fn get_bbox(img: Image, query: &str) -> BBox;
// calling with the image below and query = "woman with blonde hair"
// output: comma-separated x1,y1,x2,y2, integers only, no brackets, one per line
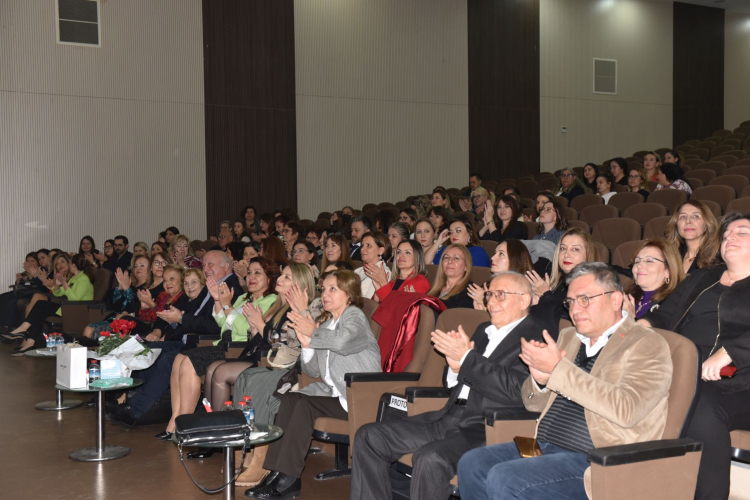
665,200,720,275
623,239,685,319
133,241,150,257
202,263,321,486
428,244,475,309
626,167,650,200
169,234,202,269
524,227,600,336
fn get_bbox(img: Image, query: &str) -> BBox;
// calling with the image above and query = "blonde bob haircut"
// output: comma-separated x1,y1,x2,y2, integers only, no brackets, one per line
628,239,685,304
168,234,192,256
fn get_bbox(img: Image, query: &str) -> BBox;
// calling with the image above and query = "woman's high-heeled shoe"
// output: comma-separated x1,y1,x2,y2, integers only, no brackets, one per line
10,345,35,357
1,331,26,340
154,431,173,441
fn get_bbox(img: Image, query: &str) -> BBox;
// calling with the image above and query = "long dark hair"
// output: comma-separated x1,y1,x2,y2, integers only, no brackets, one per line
536,200,570,234
78,235,96,255
71,253,97,284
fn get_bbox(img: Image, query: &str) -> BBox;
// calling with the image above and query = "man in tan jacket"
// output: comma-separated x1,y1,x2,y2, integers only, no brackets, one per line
457,262,672,500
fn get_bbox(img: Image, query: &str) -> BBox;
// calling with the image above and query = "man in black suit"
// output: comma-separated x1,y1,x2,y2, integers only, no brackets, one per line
108,250,242,424
350,272,547,500
103,235,133,273
348,215,372,261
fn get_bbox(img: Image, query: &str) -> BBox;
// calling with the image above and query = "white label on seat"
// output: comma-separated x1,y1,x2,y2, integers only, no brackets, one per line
388,395,408,411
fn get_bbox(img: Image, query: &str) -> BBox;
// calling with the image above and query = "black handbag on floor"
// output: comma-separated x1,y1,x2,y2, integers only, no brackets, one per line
175,410,251,494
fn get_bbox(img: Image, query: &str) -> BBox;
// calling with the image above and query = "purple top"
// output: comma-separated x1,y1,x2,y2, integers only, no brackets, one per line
635,289,656,319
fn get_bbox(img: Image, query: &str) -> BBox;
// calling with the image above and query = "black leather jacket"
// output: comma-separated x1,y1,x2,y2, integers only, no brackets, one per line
644,266,750,393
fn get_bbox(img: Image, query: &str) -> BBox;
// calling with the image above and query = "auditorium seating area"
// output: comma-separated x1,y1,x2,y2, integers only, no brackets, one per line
5,121,750,500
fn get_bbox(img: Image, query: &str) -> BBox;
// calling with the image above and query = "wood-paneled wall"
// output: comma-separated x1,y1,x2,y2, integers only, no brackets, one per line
468,0,540,180
202,0,297,233
673,2,724,146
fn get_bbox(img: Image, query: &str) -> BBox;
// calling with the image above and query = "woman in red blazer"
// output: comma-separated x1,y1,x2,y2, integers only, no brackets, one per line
374,240,430,302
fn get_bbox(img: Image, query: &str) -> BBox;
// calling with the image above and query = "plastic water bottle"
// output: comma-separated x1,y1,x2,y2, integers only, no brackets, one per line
242,396,255,427
221,401,235,411
55,334,64,347
88,360,100,383
45,334,54,350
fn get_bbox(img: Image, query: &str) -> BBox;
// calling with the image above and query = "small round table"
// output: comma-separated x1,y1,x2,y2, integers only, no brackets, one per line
55,378,143,462
176,424,283,500
25,349,84,411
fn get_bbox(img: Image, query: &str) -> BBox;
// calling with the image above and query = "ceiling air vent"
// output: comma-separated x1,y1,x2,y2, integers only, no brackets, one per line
56,0,101,47
593,58,617,95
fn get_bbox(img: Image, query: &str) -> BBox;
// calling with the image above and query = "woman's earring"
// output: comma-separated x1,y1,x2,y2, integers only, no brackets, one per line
665,276,670,284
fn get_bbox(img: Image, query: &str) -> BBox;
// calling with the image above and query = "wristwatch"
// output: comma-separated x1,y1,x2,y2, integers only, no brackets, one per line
222,305,231,311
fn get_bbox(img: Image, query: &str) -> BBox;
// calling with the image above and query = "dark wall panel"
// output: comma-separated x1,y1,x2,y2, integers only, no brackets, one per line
203,0,297,233
468,0,540,181
673,2,724,146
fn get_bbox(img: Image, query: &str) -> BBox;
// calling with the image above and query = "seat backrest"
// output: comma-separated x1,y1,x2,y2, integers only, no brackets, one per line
727,197,750,214
93,269,112,301
469,266,493,286
683,158,703,169
538,177,558,192
402,304,439,373
563,206,578,221
418,308,489,386
314,218,331,229
685,168,717,185
361,298,381,340
713,155,739,169
554,195,569,207
644,216,672,239
684,177,704,192
701,199,722,218
721,138,742,149
688,148,709,161
568,220,591,233
517,180,538,199
725,150,748,159
480,240,498,259
592,218,642,251
725,165,750,180
608,192,644,214
426,264,439,286
580,204,619,228
623,203,667,226
571,194,604,212
611,240,643,268
697,160,727,176
710,145,733,159
651,328,701,439
691,185,737,212
648,189,688,214
594,242,610,263
524,221,539,236
709,174,749,196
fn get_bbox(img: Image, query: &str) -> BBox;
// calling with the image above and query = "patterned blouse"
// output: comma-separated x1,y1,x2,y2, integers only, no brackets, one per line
654,179,692,196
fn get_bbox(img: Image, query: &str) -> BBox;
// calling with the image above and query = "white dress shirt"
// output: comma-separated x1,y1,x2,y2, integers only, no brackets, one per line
301,317,348,410
446,316,526,400
354,262,391,299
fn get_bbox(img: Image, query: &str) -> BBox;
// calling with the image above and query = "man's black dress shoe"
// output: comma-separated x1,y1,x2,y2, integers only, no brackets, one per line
154,431,173,441
187,448,215,459
106,404,136,428
245,472,300,499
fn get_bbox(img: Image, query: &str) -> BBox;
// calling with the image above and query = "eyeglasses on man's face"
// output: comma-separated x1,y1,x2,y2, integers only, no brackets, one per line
563,291,615,309
484,290,526,302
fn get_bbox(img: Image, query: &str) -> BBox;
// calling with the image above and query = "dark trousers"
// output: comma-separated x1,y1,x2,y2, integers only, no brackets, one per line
350,405,483,500
128,341,183,418
688,382,750,500
263,392,348,478
25,301,60,344
0,291,23,328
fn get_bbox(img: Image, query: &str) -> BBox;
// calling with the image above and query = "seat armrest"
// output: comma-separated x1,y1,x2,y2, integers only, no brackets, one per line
483,408,540,426
87,303,108,310
588,438,703,467
198,334,221,341
405,386,449,402
345,372,420,386
59,300,105,307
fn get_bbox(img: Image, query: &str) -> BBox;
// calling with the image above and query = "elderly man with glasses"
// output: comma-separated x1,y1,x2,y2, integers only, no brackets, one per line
349,271,548,500
458,262,672,500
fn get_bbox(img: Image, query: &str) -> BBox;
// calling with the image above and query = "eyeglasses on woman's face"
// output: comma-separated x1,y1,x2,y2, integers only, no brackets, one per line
633,257,665,266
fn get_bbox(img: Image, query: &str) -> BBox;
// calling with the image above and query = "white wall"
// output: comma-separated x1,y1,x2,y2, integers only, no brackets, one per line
294,0,469,219
540,0,673,171
0,0,205,285
725,12,750,131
